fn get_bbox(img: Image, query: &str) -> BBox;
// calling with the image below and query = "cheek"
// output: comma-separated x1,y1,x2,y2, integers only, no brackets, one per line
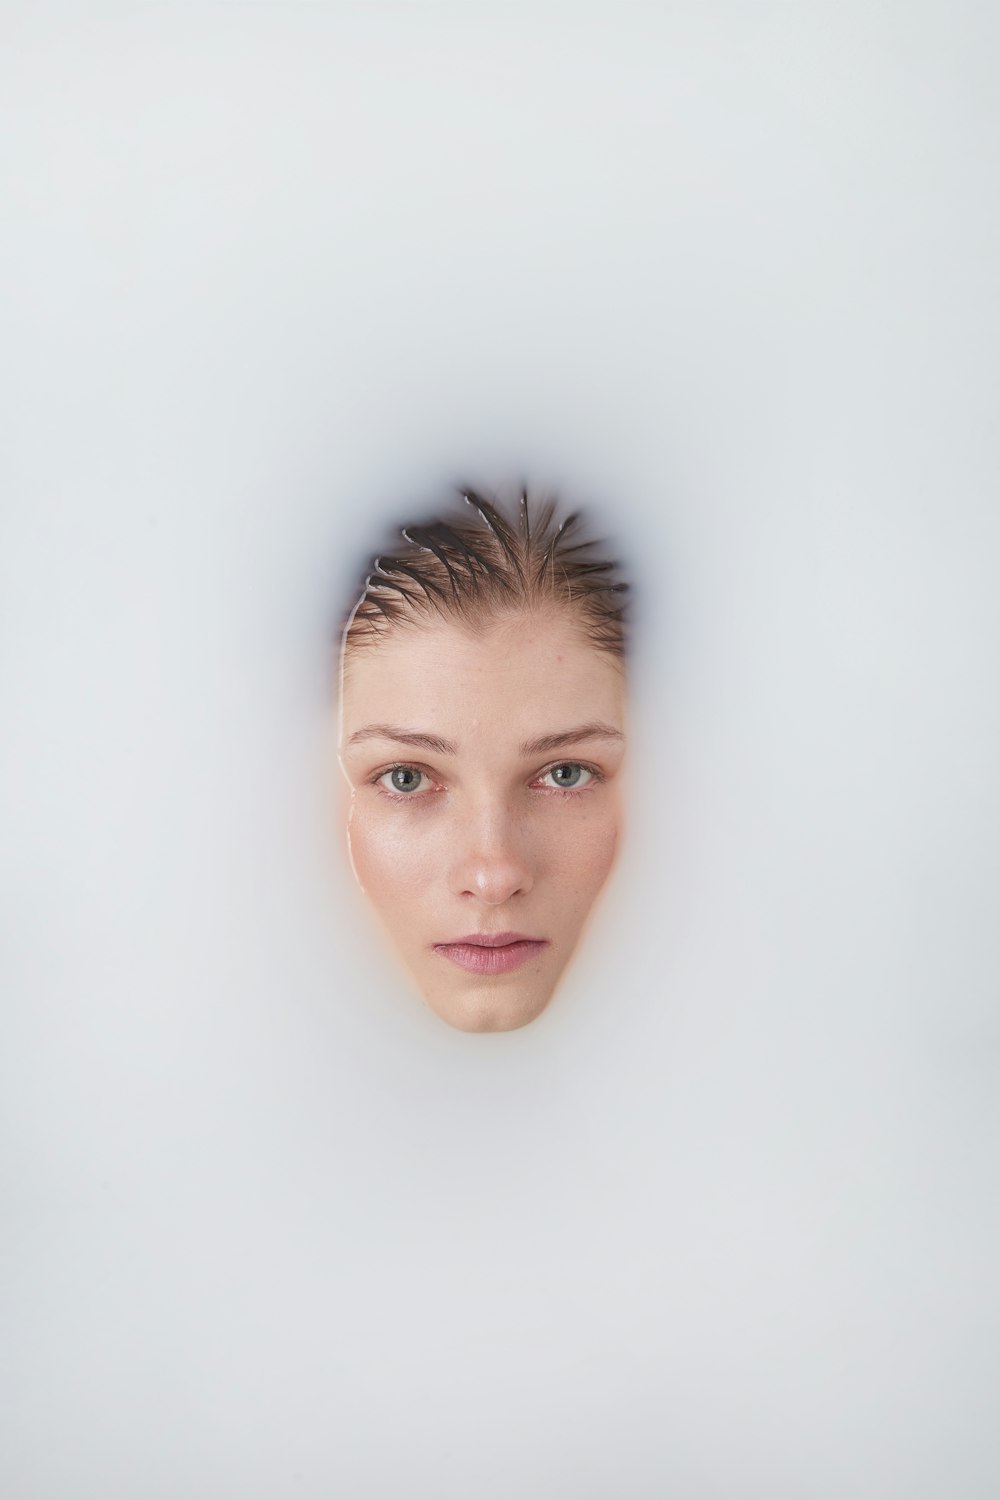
346,804,439,908
547,799,621,902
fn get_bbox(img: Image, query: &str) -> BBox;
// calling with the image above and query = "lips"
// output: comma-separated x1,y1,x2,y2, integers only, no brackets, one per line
433,931,550,975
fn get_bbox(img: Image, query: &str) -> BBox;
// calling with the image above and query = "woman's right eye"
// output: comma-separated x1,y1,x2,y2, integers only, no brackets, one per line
375,766,430,796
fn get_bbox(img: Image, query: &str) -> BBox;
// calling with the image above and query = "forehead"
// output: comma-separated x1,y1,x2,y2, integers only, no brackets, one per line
340,612,625,741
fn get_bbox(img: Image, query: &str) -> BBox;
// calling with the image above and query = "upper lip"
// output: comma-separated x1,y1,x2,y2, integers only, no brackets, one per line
435,932,546,948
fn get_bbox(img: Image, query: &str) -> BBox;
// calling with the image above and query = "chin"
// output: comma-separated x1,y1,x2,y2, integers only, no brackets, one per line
421,978,558,1033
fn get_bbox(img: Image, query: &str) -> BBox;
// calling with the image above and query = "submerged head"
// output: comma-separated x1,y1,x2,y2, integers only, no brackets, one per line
336,488,630,1032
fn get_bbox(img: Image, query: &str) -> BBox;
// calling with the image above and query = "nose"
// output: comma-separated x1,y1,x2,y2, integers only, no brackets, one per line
449,800,535,904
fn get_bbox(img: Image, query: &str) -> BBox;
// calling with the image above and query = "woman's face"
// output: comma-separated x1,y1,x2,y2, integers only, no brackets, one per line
337,608,627,1031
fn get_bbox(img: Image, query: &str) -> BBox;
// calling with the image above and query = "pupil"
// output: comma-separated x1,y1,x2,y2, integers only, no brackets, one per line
392,768,419,792
554,764,581,786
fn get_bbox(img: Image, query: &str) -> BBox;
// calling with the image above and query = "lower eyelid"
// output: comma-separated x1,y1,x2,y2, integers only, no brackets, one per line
374,786,439,805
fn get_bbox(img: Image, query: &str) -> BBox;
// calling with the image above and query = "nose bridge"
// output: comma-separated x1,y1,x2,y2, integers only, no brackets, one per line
450,781,533,902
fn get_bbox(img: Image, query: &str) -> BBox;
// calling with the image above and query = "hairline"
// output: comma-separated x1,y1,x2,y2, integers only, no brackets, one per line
339,597,627,681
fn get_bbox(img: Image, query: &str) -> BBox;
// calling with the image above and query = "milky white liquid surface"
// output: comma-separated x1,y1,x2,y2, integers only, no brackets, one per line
2,7,998,1497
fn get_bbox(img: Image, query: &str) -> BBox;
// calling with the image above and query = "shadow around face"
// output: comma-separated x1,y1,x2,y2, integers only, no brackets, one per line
336,609,627,1031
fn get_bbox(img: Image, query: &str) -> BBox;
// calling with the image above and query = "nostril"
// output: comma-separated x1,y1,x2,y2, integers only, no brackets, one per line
456,856,533,904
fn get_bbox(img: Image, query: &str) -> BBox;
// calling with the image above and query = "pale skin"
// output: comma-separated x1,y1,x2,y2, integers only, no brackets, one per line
337,608,627,1032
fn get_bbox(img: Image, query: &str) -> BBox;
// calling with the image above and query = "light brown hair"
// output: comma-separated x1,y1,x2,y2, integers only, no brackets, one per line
341,486,630,665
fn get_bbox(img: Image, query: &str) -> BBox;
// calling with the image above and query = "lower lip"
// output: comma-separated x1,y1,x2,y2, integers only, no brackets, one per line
433,940,550,975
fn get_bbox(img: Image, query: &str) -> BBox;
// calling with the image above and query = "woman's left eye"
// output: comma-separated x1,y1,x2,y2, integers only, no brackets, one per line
536,762,596,791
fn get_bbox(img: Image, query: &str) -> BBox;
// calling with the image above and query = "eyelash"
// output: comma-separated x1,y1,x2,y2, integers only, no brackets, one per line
369,761,605,804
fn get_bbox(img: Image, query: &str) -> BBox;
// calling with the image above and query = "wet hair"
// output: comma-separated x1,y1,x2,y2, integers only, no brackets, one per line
340,486,630,666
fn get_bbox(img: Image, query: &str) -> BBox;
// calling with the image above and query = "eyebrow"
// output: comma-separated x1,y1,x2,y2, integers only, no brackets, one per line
347,724,458,753
518,723,625,755
346,721,624,756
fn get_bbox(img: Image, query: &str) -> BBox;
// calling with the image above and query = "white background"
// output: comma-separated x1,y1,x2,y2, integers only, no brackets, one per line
3,4,998,1496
